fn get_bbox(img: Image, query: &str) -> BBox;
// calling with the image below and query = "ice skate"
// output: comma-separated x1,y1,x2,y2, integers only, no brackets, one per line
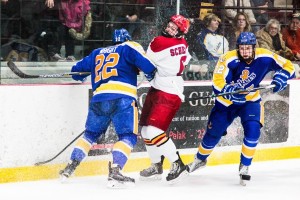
239,163,251,186
59,160,80,182
107,162,135,189
166,153,188,184
139,156,164,181
186,155,207,173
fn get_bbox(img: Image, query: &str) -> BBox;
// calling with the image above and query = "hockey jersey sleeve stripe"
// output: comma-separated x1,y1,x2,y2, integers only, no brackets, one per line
212,50,237,92
212,63,230,92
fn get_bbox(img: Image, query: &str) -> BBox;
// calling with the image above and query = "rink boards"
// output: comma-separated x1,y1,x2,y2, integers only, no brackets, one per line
0,80,300,183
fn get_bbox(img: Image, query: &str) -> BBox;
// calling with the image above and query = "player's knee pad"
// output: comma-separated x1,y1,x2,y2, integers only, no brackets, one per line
118,133,137,147
243,120,261,140
84,130,103,143
202,131,222,147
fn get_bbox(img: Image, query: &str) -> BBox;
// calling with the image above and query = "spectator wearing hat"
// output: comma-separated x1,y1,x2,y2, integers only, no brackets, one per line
282,13,300,60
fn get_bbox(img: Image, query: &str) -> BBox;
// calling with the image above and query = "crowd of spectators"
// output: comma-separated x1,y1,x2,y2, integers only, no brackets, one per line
1,0,299,71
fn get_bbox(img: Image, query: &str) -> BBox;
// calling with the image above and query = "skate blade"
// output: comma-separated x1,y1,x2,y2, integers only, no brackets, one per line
187,164,206,173
239,178,247,186
59,174,69,183
167,170,189,185
139,174,162,181
107,180,135,189
239,174,251,186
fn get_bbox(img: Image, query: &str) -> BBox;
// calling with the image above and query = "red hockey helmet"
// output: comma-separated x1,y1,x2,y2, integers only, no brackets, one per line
170,14,190,34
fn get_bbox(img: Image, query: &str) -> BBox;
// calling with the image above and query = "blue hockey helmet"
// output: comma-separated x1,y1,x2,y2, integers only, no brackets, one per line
112,28,132,44
236,32,256,46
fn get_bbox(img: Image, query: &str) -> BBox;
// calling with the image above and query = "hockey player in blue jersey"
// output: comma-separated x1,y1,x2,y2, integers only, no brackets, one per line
59,28,157,188
187,32,295,185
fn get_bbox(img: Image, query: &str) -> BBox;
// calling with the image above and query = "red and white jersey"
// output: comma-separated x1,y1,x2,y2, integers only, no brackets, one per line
146,36,191,99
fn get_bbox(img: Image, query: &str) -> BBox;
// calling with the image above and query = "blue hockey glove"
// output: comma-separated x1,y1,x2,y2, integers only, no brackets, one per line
271,71,289,93
72,74,87,82
144,68,157,82
222,84,247,105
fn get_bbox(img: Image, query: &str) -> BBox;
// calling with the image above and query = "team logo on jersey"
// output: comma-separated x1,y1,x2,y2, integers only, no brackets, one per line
237,69,256,87
240,70,249,80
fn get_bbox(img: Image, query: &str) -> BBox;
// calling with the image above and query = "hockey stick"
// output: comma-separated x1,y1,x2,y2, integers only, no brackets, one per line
34,77,145,166
185,84,276,101
7,61,90,78
34,130,84,166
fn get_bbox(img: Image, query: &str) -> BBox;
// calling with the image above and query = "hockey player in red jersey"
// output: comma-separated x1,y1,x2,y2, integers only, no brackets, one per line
139,14,191,184
186,32,295,186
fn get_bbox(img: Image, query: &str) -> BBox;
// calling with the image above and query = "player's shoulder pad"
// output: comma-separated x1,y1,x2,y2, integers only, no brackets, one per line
255,47,273,56
124,41,146,55
218,49,238,63
256,48,290,65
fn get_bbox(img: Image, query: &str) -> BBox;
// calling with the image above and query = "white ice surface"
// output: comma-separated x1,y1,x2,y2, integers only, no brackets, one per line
1,159,299,200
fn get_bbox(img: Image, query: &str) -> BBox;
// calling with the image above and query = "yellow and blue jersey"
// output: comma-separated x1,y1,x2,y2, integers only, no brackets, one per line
213,48,295,108
71,41,156,102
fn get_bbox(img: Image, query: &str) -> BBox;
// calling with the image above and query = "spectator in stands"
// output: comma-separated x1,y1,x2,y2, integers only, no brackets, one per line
225,12,252,50
133,0,156,47
256,18,295,60
135,0,155,22
251,0,273,32
45,0,91,61
293,0,300,9
282,13,300,60
224,0,256,24
110,0,143,39
196,13,229,66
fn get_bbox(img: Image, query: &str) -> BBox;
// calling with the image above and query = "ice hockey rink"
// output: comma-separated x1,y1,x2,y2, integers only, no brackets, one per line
1,158,299,200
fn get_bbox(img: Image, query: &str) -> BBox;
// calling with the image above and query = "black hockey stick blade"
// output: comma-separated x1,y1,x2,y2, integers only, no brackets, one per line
34,130,84,166
7,61,90,78
186,84,275,101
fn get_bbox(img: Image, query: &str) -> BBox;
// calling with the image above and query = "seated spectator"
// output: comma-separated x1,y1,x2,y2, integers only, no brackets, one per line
293,0,300,9
256,19,295,60
135,0,155,22
224,0,256,24
196,13,229,64
282,13,300,60
110,0,143,39
134,0,156,47
225,12,252,50
251,0,273,32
